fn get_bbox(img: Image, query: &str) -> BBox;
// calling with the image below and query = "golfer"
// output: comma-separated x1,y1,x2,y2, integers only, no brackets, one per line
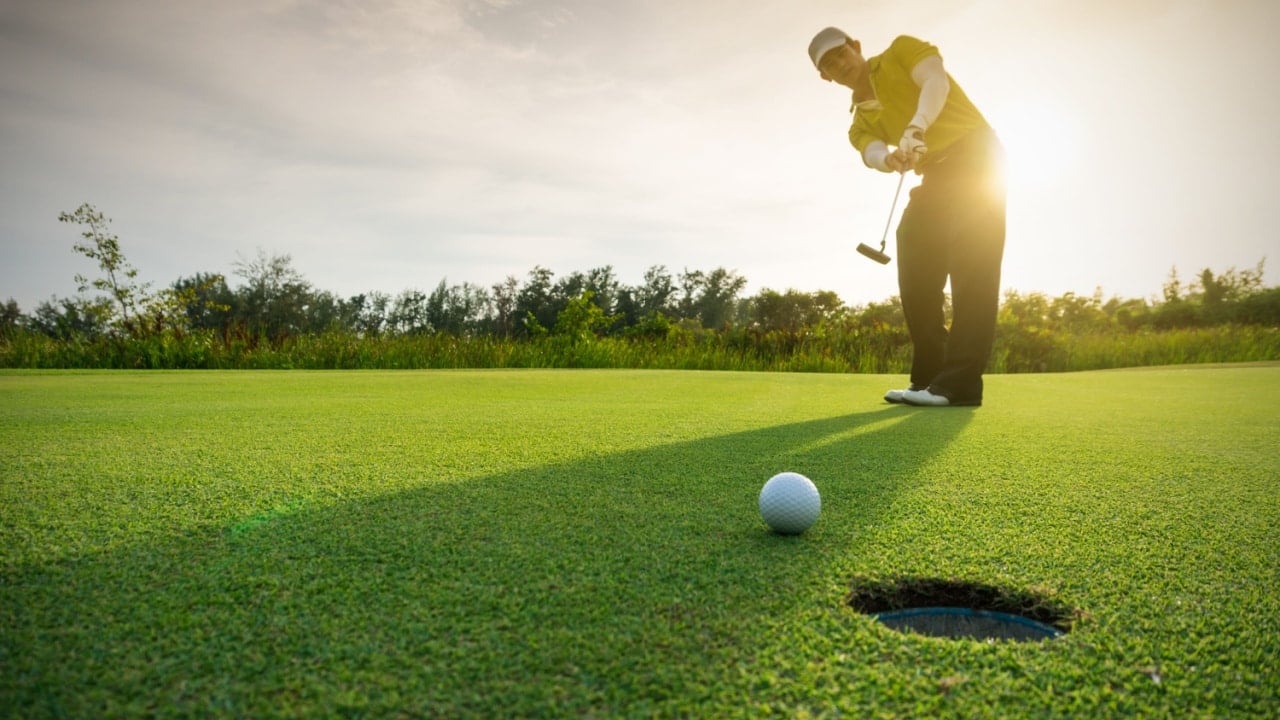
809,28,1006,406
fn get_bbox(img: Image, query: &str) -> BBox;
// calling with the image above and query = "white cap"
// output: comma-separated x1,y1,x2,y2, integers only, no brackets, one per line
808,27,851,71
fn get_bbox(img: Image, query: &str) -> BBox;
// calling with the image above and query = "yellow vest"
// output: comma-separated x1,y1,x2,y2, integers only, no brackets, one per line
848,35,991,163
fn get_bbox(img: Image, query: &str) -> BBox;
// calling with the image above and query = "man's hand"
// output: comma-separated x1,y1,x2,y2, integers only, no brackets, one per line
895,125,928,170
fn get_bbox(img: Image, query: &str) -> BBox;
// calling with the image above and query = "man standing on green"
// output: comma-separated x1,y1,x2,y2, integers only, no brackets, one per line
809,27,1006,407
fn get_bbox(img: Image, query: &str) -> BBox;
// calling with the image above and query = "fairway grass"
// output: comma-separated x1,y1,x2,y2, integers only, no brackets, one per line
2,367,1278,718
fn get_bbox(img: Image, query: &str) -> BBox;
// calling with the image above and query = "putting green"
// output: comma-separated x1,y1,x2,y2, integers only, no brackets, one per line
2,366,1277,717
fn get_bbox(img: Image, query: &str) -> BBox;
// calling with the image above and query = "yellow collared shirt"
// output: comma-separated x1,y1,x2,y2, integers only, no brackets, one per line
848,35,991,164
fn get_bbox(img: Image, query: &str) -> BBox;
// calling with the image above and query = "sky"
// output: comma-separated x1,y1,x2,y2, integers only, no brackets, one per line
3,0,1279,313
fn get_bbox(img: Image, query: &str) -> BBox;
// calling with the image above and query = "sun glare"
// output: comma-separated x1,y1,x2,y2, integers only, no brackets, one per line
991,97,1077,194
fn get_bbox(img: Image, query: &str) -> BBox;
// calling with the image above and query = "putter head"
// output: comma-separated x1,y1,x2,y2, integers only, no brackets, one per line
857,243,892,265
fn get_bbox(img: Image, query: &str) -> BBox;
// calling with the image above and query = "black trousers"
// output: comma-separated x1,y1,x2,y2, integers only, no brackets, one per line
896,129,1006,403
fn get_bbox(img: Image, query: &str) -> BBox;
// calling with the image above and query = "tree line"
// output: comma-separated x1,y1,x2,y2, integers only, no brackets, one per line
2,204,1278,371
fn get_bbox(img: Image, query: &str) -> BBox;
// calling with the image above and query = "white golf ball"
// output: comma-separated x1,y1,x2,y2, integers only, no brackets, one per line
759,472,821,534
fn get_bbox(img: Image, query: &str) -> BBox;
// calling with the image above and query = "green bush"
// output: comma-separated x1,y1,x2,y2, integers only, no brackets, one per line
4,324,1275,372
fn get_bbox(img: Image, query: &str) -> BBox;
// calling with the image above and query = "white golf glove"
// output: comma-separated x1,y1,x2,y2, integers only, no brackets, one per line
898,125,928,163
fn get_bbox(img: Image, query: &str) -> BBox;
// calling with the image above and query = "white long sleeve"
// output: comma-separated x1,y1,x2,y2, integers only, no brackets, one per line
861,140,892,172
909,55,950,131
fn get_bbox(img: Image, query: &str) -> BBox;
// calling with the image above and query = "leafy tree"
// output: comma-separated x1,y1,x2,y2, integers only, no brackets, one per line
1196,260,1266,324
640,265,677,315
1237,286,1280,325
677,267,747,329
851,297,905,330
137,283,226,336
1049,290,1107,332
523,311,549,338
58,203,150,332
749,289,845,333
614,265,670,331
452,282,491,334
515,266,557,337
811,290,844,323
232,250,314,339
1104,296,1150,331
302,290,348,333
613,287,642,331
751,289,812,333
346,292,390,337
675,269,705,322
999,291,1050,327
327,293,370,336
583,266,621,317
489,276,519,337
1162,267,1184,304
424,280,490,335
1,299,20,338
544,267,620,333
170,273,234,332
389,289,431,335
552,290,612,343
622,311,673,340
28,296,111,340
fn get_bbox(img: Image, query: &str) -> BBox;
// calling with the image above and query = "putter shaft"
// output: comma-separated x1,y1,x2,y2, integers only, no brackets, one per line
879,171,906,251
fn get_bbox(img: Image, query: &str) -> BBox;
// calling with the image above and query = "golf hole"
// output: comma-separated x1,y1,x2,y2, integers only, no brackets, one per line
847,577,1079,642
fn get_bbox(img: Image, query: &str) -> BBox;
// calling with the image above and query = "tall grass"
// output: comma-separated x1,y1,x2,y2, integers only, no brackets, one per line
1,325,1276,371
988,325,1280,372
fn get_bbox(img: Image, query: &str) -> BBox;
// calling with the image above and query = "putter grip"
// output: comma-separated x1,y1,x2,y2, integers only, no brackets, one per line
857,243,892,265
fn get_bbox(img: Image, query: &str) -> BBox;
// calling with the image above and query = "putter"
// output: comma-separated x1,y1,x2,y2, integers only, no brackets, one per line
856,171,905,265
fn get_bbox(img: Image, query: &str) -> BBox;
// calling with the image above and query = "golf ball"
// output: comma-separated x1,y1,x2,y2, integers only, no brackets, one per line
759,472,821,534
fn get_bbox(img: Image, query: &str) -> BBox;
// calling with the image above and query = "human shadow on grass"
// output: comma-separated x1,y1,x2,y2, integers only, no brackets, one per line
6,405,974,717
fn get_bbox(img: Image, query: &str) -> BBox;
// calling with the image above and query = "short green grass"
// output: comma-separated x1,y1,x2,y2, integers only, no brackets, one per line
2,366,1278,718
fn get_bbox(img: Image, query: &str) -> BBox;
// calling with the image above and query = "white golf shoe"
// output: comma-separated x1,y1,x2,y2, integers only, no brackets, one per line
884,385,926,404
902,388,985,406
902,388,952,406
